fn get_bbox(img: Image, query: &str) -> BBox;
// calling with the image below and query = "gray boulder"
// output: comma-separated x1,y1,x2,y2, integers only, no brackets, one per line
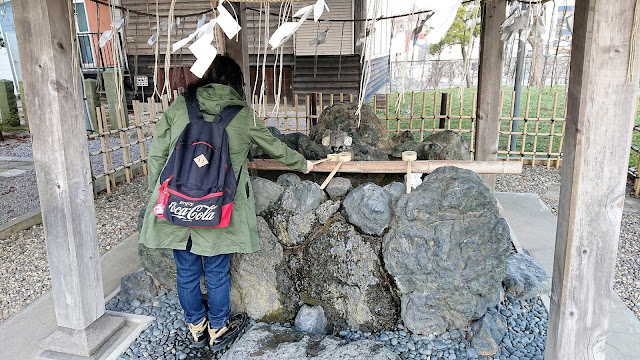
470,313,508,356
383,166,511,335
383,182,406,206
325,177,352,199
343,183,393,236
316,200,340,224
120,270,157,302
230,217,298,322
138,244,177,291
221,323,398,360
251,177,284,215
295,305,328,335
299,220,397,331
277,173,301,187
503,253,549,300
280,180,327,214
418,130,471,160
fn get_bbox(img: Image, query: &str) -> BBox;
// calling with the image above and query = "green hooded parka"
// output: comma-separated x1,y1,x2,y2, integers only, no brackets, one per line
139,84,307,256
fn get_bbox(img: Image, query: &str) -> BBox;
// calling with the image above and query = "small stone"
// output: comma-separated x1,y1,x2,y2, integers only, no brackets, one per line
316,200,341,224
325,177,352,199
391,338,399,346
343,183,392,235
280,181,327,214
383,182,406,206
121,271,157,303
276,173,301,187
503,253,550,300
251,177,284,216
294,304,328,334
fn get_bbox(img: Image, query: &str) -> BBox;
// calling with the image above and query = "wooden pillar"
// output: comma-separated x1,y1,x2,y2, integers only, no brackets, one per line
13,0,124,357
546,1,640,359
225,2,251,104
474,0,506,190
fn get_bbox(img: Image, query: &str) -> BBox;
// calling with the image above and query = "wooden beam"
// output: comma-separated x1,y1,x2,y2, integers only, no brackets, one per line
224,2,251,103
248,159,523,174
475,0,506,190
12,0,105,330
546,0,640,358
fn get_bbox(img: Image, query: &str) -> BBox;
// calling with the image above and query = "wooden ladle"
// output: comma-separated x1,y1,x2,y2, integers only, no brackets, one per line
320,152,352,190
402,151,417,194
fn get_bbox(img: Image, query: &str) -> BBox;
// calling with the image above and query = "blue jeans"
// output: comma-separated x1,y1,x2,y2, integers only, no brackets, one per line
173,239,231,328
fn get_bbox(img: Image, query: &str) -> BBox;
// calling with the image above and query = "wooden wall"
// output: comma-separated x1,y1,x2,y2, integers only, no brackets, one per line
121,0,214,57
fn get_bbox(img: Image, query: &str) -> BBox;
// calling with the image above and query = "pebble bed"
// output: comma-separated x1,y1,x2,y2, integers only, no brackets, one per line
107,288,546,360
107,289,250,360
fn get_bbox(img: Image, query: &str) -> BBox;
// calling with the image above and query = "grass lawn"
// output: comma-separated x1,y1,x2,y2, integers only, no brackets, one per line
371,86,640,169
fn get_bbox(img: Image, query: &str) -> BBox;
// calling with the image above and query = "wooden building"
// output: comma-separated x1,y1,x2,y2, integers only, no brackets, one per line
121,0,391,102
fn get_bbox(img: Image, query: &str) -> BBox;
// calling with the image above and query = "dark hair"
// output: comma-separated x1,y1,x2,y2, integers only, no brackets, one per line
186,55,245,99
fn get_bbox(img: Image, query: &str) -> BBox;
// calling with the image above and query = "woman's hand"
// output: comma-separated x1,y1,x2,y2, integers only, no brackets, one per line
305,160,315,174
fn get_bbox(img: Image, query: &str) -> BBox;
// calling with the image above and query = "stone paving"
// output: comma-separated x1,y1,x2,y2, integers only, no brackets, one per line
0,156,34,178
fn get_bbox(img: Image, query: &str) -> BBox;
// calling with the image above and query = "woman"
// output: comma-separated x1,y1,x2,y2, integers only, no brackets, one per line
139,55,314,350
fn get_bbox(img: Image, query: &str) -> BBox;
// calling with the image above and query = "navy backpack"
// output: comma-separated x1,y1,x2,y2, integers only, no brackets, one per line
153,90,243,228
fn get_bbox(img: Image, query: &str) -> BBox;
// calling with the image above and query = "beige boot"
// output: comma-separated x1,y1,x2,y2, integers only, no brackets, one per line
208,323,229,347
187,318,210,348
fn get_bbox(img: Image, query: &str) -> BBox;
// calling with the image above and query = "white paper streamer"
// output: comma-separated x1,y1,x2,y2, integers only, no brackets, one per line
269,5,313,49
172,19,216,53
189,32,217,78
313,0,330,22
99,18,125,48
216,5,241,39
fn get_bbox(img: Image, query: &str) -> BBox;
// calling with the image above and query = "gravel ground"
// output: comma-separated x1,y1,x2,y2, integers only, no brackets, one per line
0,175,148,324
106,288,546,360
497,166,640,320
0,130,151,225
0,170,39,224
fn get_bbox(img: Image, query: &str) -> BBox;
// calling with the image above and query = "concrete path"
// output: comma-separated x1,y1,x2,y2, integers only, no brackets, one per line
0,233,142,360
0,156,34,177
496,192,640,360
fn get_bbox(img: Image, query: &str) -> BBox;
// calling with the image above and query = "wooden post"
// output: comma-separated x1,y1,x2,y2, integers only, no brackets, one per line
225,2,251,104
546,1,640,359
474,0,506,190
439,92,448,129
13,0,124,357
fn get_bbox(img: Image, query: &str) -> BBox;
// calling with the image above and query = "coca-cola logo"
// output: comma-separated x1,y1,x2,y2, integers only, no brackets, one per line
168,200,218,222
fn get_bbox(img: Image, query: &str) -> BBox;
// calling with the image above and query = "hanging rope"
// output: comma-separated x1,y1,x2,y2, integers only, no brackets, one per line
68,0,81,95
164,0,177,99
628,0,640,83
356,0,382,124
152,0,161,99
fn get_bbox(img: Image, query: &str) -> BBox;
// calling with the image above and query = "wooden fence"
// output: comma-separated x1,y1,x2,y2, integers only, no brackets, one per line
88,89,640,197
631,121,640,197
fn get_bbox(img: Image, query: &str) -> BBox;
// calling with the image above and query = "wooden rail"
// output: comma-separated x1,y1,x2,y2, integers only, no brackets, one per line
248,159,523,174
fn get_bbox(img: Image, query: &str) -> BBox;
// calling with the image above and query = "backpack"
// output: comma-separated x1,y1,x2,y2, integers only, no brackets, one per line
153,90,244,228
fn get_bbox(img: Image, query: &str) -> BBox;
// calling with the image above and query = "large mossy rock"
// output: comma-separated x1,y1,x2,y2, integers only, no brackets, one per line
419,130,471,160
383,166,510,335
230,217,298,322
298,220,398,332
309,102,393,152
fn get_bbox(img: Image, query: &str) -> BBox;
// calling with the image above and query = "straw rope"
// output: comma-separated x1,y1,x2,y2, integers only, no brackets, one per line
628,0,640,83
